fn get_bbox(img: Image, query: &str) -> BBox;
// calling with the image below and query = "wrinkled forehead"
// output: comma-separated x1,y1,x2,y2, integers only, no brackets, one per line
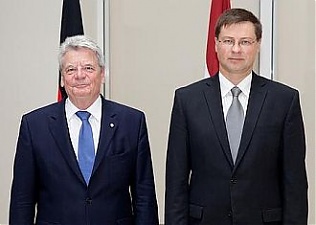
62,48,98,65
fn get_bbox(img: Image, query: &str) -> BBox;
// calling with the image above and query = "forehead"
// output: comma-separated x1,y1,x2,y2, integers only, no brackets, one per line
63,47,98,64
219,22,256,38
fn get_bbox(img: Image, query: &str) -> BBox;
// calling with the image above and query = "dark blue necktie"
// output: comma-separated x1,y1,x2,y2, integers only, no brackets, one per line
76,111,95,184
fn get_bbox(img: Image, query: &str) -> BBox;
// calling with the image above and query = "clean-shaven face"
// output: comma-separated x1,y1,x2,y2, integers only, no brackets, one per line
61,47,104,106
215,21,260,79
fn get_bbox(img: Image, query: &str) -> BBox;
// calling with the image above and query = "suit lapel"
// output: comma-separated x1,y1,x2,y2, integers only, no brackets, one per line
234,73,268,168
48,100,85,184
92,98,118,175
203,75,234,167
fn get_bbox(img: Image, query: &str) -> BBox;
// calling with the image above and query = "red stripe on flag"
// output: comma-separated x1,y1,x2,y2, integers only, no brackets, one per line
206,0,231,77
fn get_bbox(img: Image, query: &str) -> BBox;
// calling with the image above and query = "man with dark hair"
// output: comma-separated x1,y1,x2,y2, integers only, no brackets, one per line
165,8,308,225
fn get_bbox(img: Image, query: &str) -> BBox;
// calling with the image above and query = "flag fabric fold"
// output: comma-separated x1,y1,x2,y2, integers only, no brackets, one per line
206,0,231,77
58,0,84,101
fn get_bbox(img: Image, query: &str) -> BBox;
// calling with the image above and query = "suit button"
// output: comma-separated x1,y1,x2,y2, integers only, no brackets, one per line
230,178,237,184
228,211,232,217
85,198,92,205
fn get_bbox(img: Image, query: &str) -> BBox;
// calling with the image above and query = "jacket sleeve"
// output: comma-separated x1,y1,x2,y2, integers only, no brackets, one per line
10,115,37,225
165,90,191,225
131,112,159,225
281,90,308,224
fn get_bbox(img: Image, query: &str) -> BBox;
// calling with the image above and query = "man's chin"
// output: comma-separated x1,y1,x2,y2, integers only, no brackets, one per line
73,86,90,92
72,90,91,98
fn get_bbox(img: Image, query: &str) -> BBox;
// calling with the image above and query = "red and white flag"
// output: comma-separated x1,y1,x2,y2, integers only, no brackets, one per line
206,0,231,77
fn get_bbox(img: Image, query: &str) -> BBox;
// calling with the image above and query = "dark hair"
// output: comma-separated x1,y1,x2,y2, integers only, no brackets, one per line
215,8,262,41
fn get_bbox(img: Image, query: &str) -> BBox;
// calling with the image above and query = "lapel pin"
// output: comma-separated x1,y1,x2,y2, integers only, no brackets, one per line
110,123,115,128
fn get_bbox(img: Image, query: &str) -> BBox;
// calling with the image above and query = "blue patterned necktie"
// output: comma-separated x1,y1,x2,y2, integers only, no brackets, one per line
76,111,95,184
226,87,244,163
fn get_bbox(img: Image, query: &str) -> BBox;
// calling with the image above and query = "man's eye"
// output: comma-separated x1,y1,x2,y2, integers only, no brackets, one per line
84,66,95,72
223,39,234,45
65,67,77,74
240,40,251,46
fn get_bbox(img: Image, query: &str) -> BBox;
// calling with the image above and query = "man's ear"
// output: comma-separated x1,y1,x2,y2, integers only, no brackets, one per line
60,75,65,87
214,37,218,53
101,68,105,84
256,39,262,53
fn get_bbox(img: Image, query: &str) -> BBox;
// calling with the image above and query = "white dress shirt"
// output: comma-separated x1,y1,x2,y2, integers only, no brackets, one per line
219,72,252,120
65,96,102,158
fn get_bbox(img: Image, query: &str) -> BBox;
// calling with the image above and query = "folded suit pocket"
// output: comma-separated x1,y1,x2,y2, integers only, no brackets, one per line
37,221,60,225
189,204,203,219
262,208,282,222
117,216,133,225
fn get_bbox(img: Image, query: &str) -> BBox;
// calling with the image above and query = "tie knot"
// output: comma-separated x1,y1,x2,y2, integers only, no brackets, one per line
231,87,242,97
76,111,91,121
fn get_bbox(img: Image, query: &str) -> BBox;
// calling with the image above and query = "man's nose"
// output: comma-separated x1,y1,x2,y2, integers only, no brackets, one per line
231,42,242,52
75,67,86,78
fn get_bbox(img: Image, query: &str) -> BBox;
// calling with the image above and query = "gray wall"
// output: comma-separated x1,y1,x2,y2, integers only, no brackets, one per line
0,1,59,222
0,0,314,224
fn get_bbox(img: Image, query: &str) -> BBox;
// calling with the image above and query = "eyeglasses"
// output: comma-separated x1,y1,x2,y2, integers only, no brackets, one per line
217,38,257,48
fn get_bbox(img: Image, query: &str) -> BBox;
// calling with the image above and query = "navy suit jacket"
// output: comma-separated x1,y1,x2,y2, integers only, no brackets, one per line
165,73,308,225
10,96,159,225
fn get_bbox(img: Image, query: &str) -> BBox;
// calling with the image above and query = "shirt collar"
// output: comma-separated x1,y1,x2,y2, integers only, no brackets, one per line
65,96,102,122
219,72,252,98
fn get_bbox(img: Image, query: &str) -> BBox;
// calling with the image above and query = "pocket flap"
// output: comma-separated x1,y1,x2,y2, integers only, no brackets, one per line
262,208,282,222
189,204,203,219
117,217,133,225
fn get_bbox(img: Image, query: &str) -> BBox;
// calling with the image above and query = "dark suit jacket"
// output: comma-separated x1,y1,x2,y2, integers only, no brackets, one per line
10,96,159,225
165,73,308,225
